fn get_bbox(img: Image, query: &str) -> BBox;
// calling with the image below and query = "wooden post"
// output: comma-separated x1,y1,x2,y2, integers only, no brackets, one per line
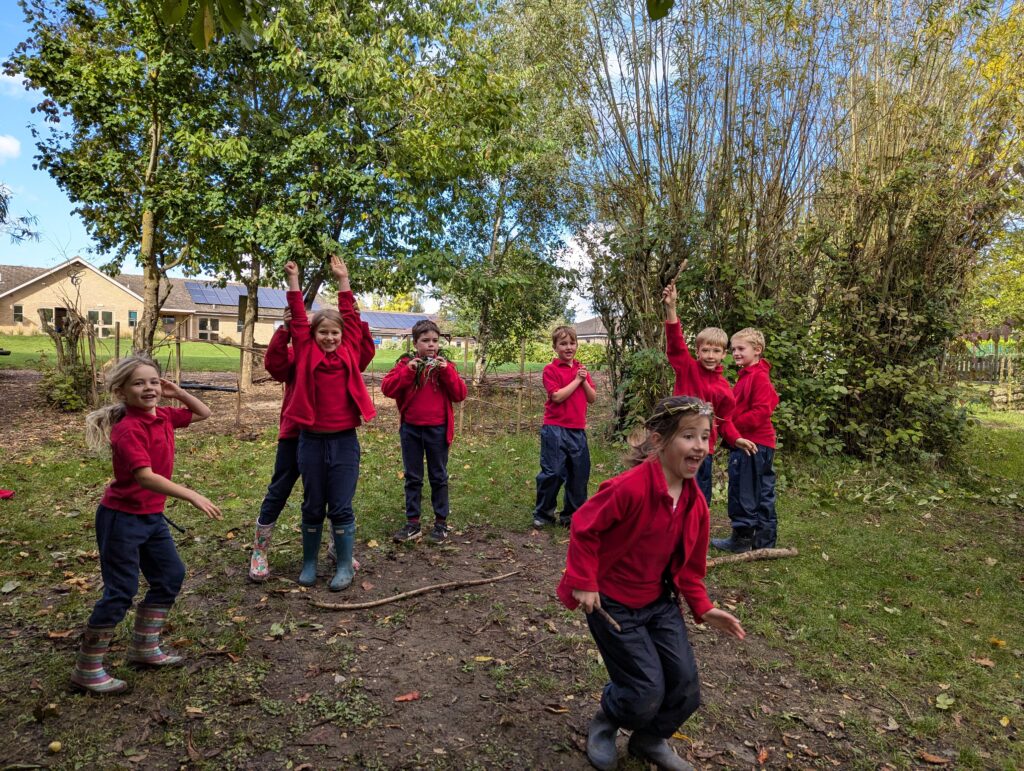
175,337,182,385
86,325,99,407
114,321,121,362
516,338,526,433
235,346,243,429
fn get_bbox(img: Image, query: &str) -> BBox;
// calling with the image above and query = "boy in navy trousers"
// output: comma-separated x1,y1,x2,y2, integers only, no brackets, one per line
533,326,596,528
712,327,780,553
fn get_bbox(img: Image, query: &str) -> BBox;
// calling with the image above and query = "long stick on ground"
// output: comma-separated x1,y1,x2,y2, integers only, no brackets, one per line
707,547,799,568
309,571,521,611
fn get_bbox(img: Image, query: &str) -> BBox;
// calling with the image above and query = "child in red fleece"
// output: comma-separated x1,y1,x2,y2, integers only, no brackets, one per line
662,279,756,504
712,327,780,553
248,309,370,580
382,319,467,544
283,256,376,590
557,396,745,771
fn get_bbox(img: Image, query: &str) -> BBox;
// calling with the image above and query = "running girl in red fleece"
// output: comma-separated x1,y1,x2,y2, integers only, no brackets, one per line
73,356,221,695
283,256,376,591
557,396,745,771
382,319,467,544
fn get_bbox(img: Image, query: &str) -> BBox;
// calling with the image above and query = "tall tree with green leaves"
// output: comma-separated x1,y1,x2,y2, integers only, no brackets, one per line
8,0,214,353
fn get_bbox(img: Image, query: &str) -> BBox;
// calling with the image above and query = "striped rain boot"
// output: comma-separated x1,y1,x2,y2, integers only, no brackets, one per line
70,625,128,695
248,522,275,582
126,605,183,667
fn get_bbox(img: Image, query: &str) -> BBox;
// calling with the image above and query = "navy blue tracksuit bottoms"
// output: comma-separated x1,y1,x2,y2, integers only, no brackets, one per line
586,594,701,738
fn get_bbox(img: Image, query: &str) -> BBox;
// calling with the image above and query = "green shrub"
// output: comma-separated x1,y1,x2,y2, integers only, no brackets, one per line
39,357,91,412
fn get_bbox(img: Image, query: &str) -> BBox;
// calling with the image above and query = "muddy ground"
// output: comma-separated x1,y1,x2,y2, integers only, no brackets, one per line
1,369,906,769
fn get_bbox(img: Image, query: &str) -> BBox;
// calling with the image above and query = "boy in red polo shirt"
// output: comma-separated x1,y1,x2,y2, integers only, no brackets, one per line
662,280,756,504
533,325,596,528
712,327,780,553
382,319,468,544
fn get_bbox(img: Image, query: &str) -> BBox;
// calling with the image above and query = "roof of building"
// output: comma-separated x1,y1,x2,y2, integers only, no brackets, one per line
574,316,607,336
1,260,437,330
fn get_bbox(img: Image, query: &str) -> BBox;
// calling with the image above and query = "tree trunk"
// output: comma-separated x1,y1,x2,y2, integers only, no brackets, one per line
133,220,162,355
473,301,490,386
240,264,261,392
472,178,508,387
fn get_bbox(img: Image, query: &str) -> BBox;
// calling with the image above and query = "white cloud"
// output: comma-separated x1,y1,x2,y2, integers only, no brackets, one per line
0,73,31,99
0,134,21,163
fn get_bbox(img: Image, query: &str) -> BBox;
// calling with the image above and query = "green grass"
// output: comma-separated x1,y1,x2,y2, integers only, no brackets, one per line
0,333,552,374
2,399,1022,767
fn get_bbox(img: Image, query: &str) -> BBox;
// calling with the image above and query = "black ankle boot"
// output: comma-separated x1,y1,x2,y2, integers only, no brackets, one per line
628,732,694,771
586,710,619,770
710,527,754,553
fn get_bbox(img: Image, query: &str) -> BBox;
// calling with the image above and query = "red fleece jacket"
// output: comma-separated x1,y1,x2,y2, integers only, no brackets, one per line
665,321,741,449
264,326,299,440
381,355,468,445
281,290,377,430
731,358,779,448
556,458,715,622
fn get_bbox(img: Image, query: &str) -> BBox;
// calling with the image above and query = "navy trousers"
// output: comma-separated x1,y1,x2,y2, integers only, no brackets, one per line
534,425,590,524
696,454,713,505
88,505,186,628
257,437,300,526
297,430,360,527
727,444,777,548
400,423,450,523
586,594,701,738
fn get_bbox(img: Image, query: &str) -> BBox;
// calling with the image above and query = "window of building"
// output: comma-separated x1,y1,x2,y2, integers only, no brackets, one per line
87,310,115,338
198,317,220,341
13,305,23,323
40,308,54,323
128,310,138,328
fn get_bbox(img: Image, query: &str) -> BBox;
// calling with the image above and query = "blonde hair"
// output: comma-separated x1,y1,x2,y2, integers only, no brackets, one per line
731,327,766,352
85,355,161,452
311,308,344,337
695,327,728,350
626,396,713,467
551,325,577,346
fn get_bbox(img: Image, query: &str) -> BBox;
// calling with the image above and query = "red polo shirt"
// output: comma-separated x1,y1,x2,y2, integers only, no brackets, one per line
542,359,594,430
100,406,193,514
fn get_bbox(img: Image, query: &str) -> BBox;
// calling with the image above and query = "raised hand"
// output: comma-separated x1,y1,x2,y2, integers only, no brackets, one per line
662,280,678,308
330,254,348,280
159,378,183,400
284,261,299,277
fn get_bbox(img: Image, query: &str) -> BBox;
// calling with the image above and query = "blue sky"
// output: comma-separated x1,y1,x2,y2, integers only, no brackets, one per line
1,11,97,270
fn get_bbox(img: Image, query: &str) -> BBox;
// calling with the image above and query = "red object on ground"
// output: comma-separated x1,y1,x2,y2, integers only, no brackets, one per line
0,490,14,499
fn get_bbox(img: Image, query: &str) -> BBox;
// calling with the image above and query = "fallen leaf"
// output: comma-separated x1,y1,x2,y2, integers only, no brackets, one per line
366,539,379,548
972,656,995,668
473,655,494,662
757,747,769,764
984,557,997,566
918,751,952,765
884,717,899,731
1000,716,1011,727
394,691,420,702
46,629,76,639
989,637,1006,648
295,693,311,704
361,581,374,591
185,706,205,719
671,731,692,742
1,580,20,594
269,623,286,638
821,552,829,561
543,703,569,714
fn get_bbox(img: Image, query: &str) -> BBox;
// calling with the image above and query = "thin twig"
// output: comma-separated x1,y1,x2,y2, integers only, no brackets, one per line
309,571,520,611
594,605,622,632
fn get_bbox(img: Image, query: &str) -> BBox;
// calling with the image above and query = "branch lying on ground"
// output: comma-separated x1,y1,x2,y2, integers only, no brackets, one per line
707,547,799,567
309,571,520,610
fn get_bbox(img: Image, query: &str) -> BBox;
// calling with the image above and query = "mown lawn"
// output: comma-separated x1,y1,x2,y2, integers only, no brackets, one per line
0,399,1020,768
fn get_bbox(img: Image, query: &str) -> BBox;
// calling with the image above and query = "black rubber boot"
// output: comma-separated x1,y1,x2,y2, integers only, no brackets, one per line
710,527,754,553
586,709,619,770
628,732,694,770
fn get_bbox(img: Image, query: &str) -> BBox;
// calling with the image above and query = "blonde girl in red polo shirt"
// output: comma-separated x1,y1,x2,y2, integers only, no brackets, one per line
73,355,221,695
557,395,745,771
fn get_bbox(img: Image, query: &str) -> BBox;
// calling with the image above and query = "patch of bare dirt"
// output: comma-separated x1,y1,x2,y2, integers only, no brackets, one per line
6,528,876,769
